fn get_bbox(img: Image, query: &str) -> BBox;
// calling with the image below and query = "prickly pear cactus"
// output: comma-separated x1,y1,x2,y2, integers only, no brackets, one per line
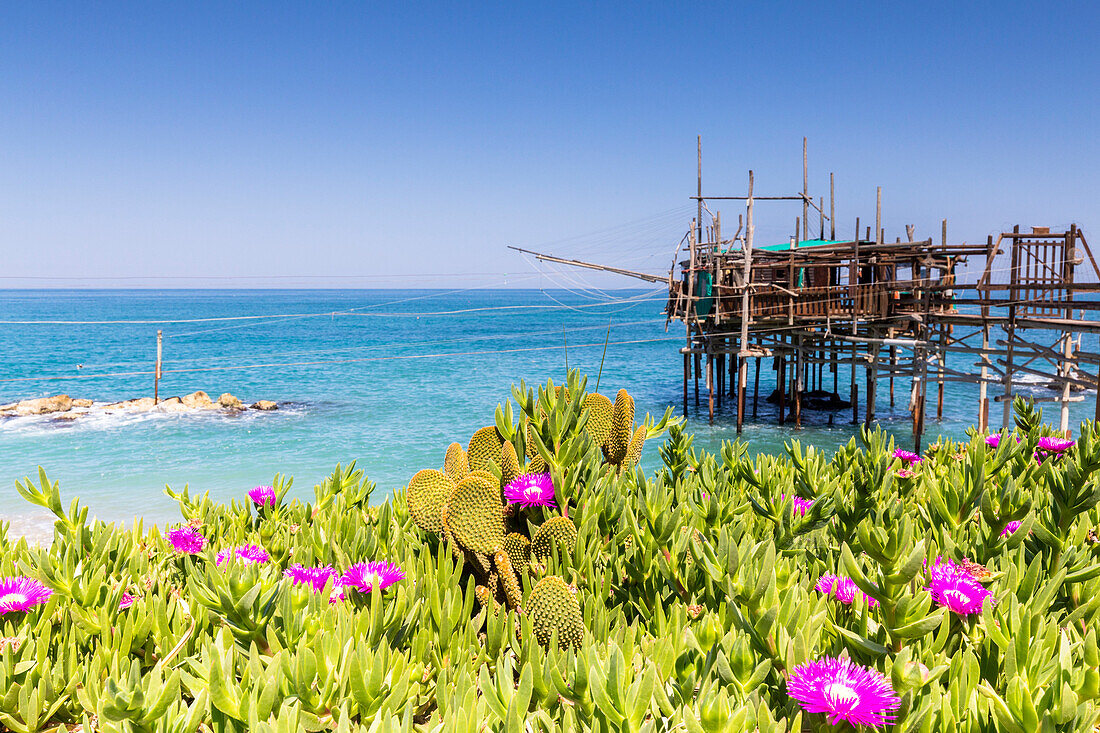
443,442,470,482
583,392,615,450
531,515,577,561
605,389,635,464
492,550,523,610
467,426,505,473
503,532,531,577
528,575,583,649
622,424,647,470
443,472,504,555
406,468,455,533
500,441,521,489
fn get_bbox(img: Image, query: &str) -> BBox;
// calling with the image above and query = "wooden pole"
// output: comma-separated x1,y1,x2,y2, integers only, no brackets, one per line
936,219,947,419
154,329,163,405
865,342,880,428
736,170,755,434
851,216,860,424
683,352,689,416
829,173,835,240
978,234,993,432
1002,225,1020,428
794,337,803,427
752,356,760,418
694,351,700,406
802,137,809,241
889,343,897,407
875,187,882,245
707,349,715,424
778,349,787,424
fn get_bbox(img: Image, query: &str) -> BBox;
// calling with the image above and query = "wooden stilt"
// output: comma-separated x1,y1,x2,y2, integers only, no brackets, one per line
694,351,700,406
794,338,803,427
889,344,897,407
707,349,715,424
865,343,880,428
778,350,787,424
752,356,760,419
683,352,689,416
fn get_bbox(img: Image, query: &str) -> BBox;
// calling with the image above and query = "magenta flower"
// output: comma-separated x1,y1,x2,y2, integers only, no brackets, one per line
926,558,992,615
215,544,270,566
328,578,346,603
814,574,879,607
1000,520,1022,538
504,473,556,508
166,527,208,554
285,564,338,593
985,434,1002,448
119,593,136,610
0,577,53,615
893,449,921,464
248,485,277,508
787,656,901,728
896,468,915,479
1037,436,1074,453
780,494,815,516
340,561,405,594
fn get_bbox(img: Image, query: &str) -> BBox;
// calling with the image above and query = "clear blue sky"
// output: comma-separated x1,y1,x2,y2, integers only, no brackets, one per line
2,2,1098,287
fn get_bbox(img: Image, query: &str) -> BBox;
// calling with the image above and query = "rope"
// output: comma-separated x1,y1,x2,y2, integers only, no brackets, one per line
0,336,683,384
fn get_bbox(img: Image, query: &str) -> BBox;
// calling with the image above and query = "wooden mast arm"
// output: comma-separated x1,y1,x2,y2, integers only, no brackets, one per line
506,246,669,284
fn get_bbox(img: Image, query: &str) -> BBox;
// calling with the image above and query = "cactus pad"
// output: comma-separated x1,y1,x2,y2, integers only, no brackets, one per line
443,442,470,482
583,393,615,450
531,516,577,561
444,473,504,555
493,550,523,610
503,533,531,576
475,585,499,614
500,441,522,489
622,425,647,469
605,389,635,464
406,469,455,533
528,576,584,649
468,426,505,473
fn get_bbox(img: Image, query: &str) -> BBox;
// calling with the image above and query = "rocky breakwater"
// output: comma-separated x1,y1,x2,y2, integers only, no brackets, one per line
0,391,280,421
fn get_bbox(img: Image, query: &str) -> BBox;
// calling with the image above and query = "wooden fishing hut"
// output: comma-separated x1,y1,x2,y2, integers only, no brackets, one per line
515,138,1100,449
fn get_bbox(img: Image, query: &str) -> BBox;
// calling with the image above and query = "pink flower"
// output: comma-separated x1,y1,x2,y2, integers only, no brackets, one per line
215,544,270,566
926,558,992,615
119,593,136,610
166,527,207,554
248,485,277,508
340,561,405,595
0,577,53,615
781,494,815,516
985,434,1002,448
814,574,879,607
893,449,921,464
787,657,901,728
896,468,915,479
503,473,556,508
1037,436,1074,454
1000,520,1022,538
285,564,338,593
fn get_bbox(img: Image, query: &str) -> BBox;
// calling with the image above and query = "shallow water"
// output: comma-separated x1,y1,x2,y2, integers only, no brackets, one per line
1,288,1094,541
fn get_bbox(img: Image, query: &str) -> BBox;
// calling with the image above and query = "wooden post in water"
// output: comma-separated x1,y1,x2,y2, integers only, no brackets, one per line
752,356,760,418
936,219,947,420
707,348,715,424
850,217,860,424
1002,225,1020,428
865,343,880,428
154,330,163,405
802,137,809,241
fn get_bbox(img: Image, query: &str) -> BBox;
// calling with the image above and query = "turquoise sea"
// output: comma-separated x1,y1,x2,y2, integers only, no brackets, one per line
1,288,1095,539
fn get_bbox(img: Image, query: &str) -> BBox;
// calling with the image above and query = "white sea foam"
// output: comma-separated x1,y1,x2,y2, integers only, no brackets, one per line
0,402,306,437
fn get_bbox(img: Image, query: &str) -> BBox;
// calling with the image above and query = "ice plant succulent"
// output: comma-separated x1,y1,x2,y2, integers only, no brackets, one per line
119,593,136,610
166,527,207,554
285,564,338,593
787,656,901,728
815,574,879,607
893,448,921,464
1001,520,1022,537
504,473,557,508
926,558,992,615
341,561,405,594
248,485,277,508
215,544,270,566
0,576,53,615
985,433,1002,448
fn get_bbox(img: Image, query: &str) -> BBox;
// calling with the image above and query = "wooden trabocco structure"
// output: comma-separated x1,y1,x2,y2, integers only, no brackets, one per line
518,138,1100,448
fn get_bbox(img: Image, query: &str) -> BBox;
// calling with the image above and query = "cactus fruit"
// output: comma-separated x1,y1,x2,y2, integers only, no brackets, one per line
468,426,505,473
583,393,615,450
622,425,647,469
531,516,577,561
500,441,522,489
493,550,524,610
528,576,584,649
503,533,531,577
406,469,455,533
605,389,635,464
444,473,505,555
443,442,470,482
